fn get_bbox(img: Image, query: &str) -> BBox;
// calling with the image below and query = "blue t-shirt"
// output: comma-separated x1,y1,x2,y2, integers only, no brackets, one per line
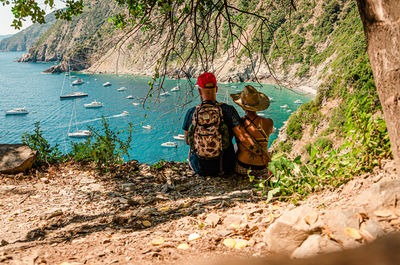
182,101,241,176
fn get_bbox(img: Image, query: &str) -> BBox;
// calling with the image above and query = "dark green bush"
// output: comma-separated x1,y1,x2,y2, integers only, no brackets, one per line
22,122,62,166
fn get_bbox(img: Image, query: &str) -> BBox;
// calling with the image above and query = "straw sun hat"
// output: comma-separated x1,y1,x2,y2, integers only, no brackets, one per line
230,85,270,111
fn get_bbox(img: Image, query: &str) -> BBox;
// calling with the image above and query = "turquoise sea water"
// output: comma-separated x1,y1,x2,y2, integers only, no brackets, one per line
0,51,313,164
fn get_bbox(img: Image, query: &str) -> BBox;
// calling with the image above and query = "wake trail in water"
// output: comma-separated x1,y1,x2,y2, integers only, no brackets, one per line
53,112,129,129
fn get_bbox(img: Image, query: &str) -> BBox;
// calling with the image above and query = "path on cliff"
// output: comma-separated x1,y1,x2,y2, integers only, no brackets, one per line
0,159,399,264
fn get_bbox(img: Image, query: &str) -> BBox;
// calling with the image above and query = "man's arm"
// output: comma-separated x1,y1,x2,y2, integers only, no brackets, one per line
184,130,189,145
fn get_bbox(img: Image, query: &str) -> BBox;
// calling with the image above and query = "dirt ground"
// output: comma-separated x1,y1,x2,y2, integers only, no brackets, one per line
0,159,398,265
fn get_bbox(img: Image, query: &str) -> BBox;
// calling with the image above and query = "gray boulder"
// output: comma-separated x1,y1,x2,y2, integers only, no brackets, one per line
264,206,322,255
0,144,37,174
291,234,342,258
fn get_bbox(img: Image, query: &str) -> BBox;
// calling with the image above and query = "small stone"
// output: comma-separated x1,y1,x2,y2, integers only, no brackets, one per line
118,197,129,204
40,177,49,184
142,220,152,227
216,230,232,237
0,240,8,246
177,243,190,250
122,183,135,191
151,237,165,246
204,213,220,228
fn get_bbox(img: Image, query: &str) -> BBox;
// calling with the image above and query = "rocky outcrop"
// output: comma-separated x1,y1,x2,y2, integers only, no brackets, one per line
263,170,400,258
0,144,37,174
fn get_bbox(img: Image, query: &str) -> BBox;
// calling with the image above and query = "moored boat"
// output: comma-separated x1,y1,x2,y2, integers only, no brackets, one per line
103,82,112,87
143,125,152,130
160,91,171,97
171,86,180,92
84,100,103,108
72,78,84,85
68,130,91,138
126,95,134,99
294,99,303,104
60,92,88,99
117,87,127,91
5,107,29,115
172,134,185,141
161,142,178,148
280,104,289,108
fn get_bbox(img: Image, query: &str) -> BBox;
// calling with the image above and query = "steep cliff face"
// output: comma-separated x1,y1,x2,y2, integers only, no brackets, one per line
17,0,359,94
18,0,119,71
0,13,56,52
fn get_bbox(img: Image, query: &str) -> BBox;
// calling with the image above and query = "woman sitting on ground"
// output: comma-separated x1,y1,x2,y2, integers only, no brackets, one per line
231,85,274,178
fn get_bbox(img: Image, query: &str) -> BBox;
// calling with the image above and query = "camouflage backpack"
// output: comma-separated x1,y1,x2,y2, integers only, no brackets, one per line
188,102,229,159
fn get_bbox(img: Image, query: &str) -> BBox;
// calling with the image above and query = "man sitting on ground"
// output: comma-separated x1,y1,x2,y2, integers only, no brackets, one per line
183,72,241,177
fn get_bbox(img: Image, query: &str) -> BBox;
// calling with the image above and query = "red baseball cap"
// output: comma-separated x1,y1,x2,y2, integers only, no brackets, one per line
196,72,218,89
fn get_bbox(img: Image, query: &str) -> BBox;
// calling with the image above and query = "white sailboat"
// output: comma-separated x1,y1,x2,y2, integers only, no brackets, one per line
117,87,127,91
68,100,90,138
103,82,112,87
142,125,152,130
126,95,134,99
294,99,303,104
60,62,88,99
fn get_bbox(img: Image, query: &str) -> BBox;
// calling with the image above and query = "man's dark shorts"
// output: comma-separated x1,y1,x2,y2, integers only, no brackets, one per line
182,101,241,176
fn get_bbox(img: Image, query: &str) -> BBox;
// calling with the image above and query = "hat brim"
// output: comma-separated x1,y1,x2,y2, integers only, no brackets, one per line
230,92,270,111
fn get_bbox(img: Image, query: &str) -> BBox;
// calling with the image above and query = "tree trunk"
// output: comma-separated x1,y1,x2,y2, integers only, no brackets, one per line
357,0,400,169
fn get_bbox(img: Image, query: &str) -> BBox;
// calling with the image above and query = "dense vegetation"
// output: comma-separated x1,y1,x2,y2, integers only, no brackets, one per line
265,1,392,202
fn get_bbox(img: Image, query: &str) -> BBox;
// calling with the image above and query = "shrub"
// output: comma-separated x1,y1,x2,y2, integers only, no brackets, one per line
286,114,303,140
21,122,62,166
68,117,133,170
315,137,333,152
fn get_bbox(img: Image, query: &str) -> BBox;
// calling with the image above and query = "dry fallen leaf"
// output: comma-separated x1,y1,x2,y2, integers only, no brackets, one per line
229,224,241,230
234,239,248,249
151,237,165,246
265,213,274,223
344,227,362,240
373,209,393,218
188,233,200,241
142,220,152,227
159,206,170,212
304,212,319,225
223,238,248,249
223,238,236,248
177,243,190,250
